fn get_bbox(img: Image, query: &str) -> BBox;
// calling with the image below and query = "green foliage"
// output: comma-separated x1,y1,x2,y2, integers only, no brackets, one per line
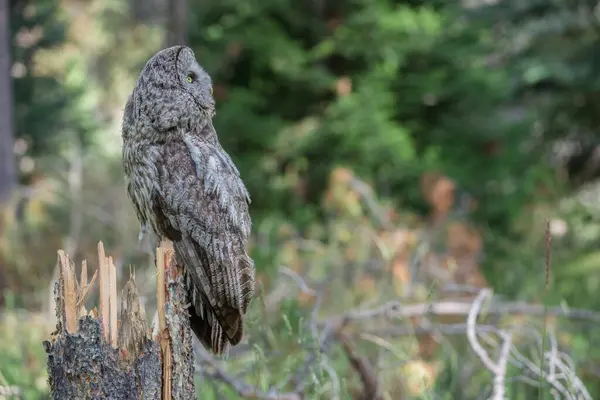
188,0,551,247
0,311,49,399
10,0,96,172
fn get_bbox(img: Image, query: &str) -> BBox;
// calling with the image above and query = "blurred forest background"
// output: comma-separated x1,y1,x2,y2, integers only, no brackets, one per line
2,0,600,398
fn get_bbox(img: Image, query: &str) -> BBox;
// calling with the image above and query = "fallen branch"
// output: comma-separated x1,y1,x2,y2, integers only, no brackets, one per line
508,328,592,400
466,288,511,400
348,299,600,324
336,331,382,400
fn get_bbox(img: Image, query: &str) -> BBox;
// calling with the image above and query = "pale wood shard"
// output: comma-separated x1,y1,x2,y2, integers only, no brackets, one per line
156,243,173,400
98,241,109,342
108,256,118,348
80,260,88,289
77,261,88,316
58,250,77,334
157,246,167,335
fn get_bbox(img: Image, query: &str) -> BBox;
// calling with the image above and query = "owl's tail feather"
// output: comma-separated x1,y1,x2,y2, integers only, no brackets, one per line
188,297,243,355
174,237,246,355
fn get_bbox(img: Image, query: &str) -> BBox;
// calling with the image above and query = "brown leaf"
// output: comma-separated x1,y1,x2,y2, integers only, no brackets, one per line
297,291,315,306
335,77,352,97
355,275,376,296
420,172,441,204
430,176,455,219
226,42,243,58
327,18,342,32
446,222,481,261
331,167,354,185
213,84,228,101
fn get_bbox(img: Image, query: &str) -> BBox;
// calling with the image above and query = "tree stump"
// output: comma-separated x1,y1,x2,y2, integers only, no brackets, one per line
43,241,195,399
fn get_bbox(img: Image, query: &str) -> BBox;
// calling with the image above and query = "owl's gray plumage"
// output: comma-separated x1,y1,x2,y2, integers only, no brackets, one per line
121,46,255,355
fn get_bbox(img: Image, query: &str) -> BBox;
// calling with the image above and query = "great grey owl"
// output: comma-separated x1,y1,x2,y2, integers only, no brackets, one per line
121,46,255,355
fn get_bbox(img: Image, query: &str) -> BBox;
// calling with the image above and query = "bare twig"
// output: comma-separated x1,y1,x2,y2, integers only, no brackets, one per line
336,331,381,400
509,328,592,400
466,288,512,400
280,267,317,296
319,357,340,400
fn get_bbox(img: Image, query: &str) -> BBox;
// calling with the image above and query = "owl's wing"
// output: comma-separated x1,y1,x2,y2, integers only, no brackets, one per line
154,136,254,354
122,96,148,238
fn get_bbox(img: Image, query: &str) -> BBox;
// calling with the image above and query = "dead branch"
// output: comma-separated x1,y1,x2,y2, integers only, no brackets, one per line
381,299,600,323
462,289,592,400
508,328,592,400
336,331,382,400
466,288,511,400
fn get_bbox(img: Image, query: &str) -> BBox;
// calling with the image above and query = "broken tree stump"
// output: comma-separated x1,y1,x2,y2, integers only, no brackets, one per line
43,241,195,399
156,240,196,399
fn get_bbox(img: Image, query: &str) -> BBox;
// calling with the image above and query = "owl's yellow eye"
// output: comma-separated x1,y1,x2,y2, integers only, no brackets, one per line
210,86,213,96
186,75,193,83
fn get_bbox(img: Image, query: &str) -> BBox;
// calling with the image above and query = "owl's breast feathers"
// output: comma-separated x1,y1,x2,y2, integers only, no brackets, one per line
150,132,255,354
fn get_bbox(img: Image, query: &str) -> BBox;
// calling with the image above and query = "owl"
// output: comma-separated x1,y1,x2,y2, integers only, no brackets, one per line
121,46,255,355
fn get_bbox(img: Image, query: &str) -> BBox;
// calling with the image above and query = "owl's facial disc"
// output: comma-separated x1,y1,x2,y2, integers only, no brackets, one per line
176,47,215,116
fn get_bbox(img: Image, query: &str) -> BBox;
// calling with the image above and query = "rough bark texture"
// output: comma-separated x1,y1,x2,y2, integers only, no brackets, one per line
44,243,196,400
157,241,196,399
43,285,162,400
165,272,196,397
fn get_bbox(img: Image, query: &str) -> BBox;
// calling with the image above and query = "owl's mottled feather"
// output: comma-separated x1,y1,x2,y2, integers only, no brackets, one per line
121,46,255,355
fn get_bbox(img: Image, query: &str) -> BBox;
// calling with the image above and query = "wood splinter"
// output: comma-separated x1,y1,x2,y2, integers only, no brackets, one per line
156,241,173,400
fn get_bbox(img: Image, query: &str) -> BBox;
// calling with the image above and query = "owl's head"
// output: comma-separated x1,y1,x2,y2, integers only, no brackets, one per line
131,46,215,133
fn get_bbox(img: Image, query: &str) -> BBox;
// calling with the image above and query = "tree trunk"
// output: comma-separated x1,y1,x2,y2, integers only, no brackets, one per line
0,0,15,310
0,0,15,205
165,0,188,47
130,0,168,24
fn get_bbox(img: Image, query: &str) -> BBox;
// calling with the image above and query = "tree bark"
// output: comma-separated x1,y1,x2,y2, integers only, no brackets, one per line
0,0,15,205
44,315,162,400
130,0,168,24
165,0,188,47
44,242,196,399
